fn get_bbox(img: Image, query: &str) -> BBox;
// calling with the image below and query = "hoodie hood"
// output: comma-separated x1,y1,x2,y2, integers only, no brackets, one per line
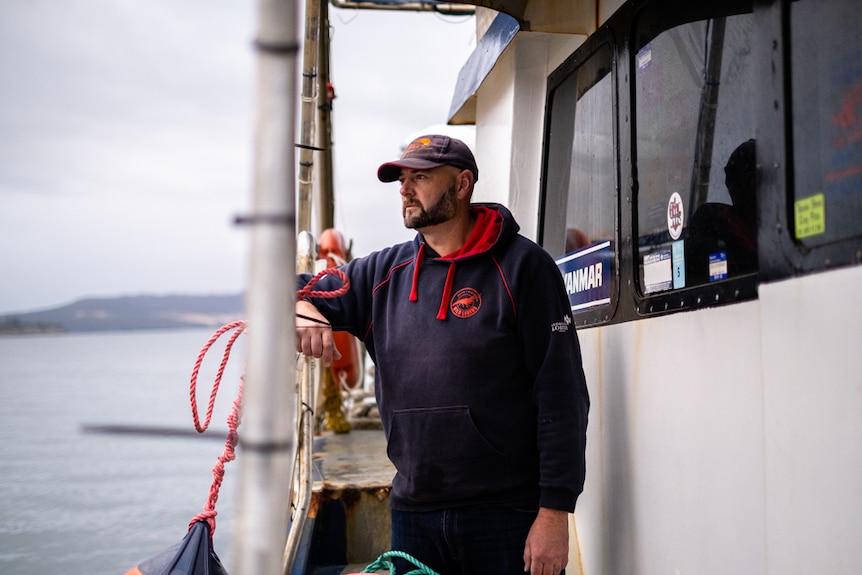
409,203,519,320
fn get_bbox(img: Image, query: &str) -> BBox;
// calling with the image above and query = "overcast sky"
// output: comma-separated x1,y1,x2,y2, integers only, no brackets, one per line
0,0,475,314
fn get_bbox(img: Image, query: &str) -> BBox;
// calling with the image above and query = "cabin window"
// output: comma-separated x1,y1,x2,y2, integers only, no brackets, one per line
633,11,756,294
542,42,616,323
790,0,862,247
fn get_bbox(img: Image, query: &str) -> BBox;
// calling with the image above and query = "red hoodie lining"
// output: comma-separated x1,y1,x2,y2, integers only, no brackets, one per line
410,206,503,320
440,206,503,260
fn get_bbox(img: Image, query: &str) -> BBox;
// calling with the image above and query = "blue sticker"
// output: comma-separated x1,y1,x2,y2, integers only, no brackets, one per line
708,251,728,282
556,241,612,312
637,43,652,71
672,240,686,289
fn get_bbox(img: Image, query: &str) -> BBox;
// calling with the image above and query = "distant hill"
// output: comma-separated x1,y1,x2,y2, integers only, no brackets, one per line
0,294,246,334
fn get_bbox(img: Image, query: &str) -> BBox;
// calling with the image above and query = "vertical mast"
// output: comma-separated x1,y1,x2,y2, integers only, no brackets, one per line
317,0,335,232
297,0,322,233
235,0,299,573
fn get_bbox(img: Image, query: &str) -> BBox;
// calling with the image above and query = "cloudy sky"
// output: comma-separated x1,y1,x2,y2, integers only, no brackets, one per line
0,0,475,314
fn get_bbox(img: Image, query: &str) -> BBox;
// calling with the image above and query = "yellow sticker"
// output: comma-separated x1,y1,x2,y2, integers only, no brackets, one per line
794,193,826,239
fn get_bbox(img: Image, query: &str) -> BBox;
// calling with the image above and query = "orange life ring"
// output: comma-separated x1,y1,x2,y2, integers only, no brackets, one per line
319,229,361,388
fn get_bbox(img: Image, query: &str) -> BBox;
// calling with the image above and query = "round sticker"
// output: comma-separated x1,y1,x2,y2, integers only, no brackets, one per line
667,192,684,240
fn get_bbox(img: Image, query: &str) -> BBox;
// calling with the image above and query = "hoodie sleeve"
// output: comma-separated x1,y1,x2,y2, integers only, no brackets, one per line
296,244,411,342
514,242,590,513
297,257,372,340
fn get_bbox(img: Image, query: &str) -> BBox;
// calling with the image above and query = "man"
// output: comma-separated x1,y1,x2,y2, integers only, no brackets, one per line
296,135,589,575
686,138,758,282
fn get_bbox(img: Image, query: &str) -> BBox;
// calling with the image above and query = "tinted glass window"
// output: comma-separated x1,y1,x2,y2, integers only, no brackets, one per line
545,46,616,256
790,0,862,246
634,12,756,293
565,70,615,254
543,44,616,319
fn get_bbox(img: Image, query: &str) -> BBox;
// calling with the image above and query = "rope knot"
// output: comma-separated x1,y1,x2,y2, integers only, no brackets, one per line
183,267,350,538
187,321,247,537
297,267,350,301
359,550,440,575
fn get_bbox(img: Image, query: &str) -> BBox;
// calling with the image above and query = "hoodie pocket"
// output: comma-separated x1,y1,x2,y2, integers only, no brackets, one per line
388,405,512,503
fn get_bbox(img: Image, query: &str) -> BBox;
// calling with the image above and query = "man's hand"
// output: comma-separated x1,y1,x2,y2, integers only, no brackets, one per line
523,507,569,575
296,300,341,367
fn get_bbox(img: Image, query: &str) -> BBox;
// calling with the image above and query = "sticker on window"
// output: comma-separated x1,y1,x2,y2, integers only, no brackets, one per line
708,251,728,282
644,249,673,293
637,43,652,71
556,241,612,312
794,192,826,239
667,192,684,240
672,240,686,289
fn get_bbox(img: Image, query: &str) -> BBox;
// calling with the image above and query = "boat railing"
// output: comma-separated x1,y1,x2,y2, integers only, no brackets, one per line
283,231,321,573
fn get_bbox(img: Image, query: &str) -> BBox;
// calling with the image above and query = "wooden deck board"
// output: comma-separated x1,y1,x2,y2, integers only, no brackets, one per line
313,429,394,491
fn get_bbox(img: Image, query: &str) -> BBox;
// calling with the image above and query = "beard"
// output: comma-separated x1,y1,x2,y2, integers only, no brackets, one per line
403,185,458,229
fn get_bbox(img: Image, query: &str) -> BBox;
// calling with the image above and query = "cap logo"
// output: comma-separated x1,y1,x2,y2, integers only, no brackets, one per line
450,287,482,318
403,137,432,156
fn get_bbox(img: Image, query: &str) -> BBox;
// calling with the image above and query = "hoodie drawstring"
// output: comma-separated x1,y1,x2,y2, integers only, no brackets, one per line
409,243,426,302
437,262,456,321
410,243,455,320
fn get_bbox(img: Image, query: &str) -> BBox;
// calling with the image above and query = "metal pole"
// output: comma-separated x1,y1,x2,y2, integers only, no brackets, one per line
297,0,322,233
234,0,299,573
317,0,335,233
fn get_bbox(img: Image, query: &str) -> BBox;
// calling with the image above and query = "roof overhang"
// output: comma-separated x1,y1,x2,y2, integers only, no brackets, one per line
453,0,597,33
327,0,599,125
329,0,598,33
446,0,597,125
448,12,520,125
329,0,476,15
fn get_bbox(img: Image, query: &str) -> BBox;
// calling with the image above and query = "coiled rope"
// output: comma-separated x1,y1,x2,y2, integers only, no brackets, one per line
360,550,440,575
186,267,350,537
188,320,246,536
297,267,349,301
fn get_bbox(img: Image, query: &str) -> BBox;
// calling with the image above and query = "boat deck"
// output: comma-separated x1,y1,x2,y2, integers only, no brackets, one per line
313,428,394,491
307,428,395,575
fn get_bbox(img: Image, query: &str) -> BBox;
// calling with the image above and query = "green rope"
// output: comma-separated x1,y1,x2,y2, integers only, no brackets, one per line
361,550,440,575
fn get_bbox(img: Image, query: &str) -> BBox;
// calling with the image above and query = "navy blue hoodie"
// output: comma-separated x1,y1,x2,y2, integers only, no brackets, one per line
298,203,589,512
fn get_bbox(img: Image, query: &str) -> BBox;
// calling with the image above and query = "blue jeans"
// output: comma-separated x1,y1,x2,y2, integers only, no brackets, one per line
390,507,565,575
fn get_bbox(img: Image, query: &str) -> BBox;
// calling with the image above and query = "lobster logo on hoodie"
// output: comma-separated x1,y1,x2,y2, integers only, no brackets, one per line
450,287,482,318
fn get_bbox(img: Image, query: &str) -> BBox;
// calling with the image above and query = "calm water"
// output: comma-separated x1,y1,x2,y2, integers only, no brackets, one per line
0,328,247,575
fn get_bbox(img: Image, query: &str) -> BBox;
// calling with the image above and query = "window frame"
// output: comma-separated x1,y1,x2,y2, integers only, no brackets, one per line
538,27,621,328
757,0,862,281
628,0,760,317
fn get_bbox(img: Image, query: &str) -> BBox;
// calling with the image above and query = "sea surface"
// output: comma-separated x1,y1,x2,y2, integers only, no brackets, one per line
0,328,249,575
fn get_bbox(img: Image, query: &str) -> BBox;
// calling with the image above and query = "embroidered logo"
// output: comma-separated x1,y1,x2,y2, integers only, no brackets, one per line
450,287,482,318
404,137,432,156
551,314,572,333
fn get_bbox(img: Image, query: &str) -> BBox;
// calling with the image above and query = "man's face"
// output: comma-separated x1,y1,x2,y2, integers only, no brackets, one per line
399,167,459,230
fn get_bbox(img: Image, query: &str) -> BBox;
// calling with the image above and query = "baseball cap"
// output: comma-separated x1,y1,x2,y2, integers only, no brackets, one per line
377,135,479,183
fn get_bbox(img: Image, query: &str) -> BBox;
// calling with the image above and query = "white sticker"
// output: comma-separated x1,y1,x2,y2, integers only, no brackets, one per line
667,192,684,240
644,249,673,293
637,44,652,71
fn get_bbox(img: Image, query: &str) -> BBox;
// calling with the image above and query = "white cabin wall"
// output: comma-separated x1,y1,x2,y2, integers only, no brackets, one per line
760,264,862,575
576,303,768,574
573,264,862,575
472,31,582,241
471,44,514,210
